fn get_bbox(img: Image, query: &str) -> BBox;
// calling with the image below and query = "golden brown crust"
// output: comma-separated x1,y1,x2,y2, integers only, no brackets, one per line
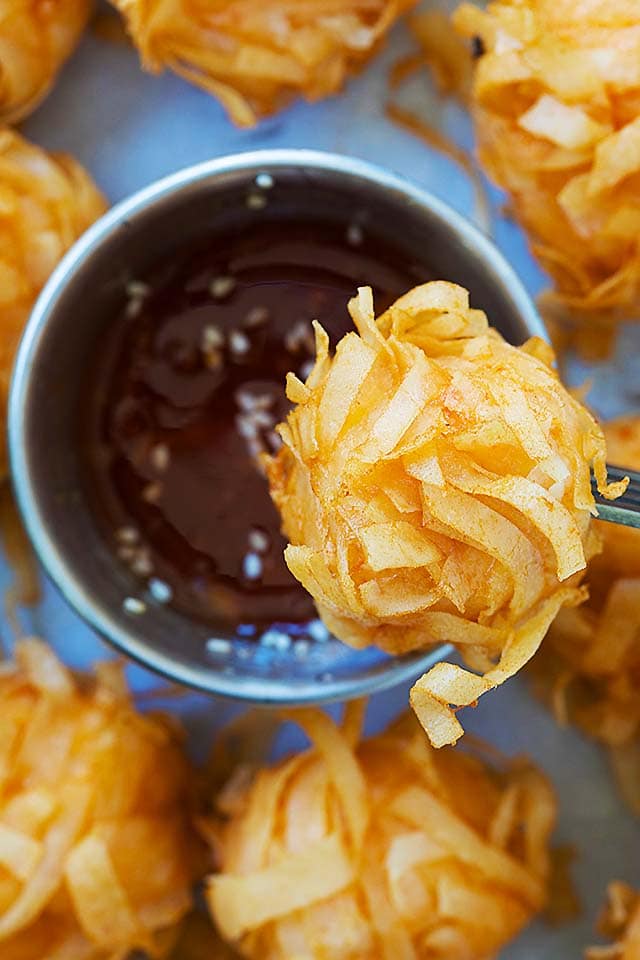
269,282,615,746
0,0,90,122
455,0,640,356
112,0,417,126
205,708,556,959
0,639,199,959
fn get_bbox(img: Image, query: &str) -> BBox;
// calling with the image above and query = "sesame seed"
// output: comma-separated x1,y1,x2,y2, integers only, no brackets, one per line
229,329,251,357
117,545,136,562
123,597,146,615
206,637,232,656
150,443,170,472
255,172,274,190
246,192,267,210
125,297,144,319
260,628,290,649
201,324,224,351
248,527,270,554
149,577,173,603
126,281,151,299
308,619,330,642
131,552,153,577
273,632,291,652
294,639,311,659
242,552,263,581
252,409,275,429
142,482,162,504
209,275,237,300
285,320,314,355
346,223,363,246
235,387,273,412
236,415,258,439
116,525,139,545
243,306,270,329
124,281,150,319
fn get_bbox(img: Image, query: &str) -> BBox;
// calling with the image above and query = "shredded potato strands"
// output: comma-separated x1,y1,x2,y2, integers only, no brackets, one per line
0,639,198,959
455,0,640,357
206,708,556,959
587,883,640,960
111,0,417,127
0,128,106,477
531,415,640,815
268,282,622,747
0,0,90,122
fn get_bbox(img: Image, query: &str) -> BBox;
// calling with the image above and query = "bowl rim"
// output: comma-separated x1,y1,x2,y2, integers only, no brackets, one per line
8,148,545,703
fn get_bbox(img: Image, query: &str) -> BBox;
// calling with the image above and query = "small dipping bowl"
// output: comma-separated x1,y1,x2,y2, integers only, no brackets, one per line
9,150,545,704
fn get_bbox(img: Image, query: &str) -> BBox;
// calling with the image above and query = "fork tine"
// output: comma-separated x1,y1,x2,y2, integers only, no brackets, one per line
592,465,640,530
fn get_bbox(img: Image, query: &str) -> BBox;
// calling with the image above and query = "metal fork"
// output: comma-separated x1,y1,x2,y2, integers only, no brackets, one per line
592,466,640,529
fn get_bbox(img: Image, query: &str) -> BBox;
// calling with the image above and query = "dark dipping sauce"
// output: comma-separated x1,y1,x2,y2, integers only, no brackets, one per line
81,219,426,633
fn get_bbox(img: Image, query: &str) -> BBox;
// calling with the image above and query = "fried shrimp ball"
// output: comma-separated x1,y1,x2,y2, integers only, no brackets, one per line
267,282,623,747
454,0,640,355
111,0,417,127
0,639,200,960
205,706,556,960
587,883,640,959
531,415,640,814
0,0,90,122
0,128,106,476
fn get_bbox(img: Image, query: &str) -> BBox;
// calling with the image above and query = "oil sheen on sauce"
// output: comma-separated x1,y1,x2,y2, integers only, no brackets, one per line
81,220,425,632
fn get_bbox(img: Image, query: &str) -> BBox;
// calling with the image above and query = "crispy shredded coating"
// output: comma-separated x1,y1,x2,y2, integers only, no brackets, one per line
587,882,640,959
268,282,619,747
111,0,417,127
0,0,90,122
205,707,556,960
531,415,640,815
454,0,640,356
0,127,106,477
0,639,200,959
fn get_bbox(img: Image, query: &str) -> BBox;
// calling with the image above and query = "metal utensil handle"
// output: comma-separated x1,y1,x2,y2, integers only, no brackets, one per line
592,465,640,530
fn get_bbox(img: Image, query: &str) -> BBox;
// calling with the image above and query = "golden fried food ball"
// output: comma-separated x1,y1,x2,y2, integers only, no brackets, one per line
0,639,200,960
532,415,640,813
111,0,417,127
268,282,621,747
205,706,556,959
587,882,640,959
0,127,106,476
0,0,90,122
454,0,640,355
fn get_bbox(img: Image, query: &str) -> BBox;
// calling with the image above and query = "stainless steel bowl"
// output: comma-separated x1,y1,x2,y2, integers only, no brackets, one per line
9,149,545,704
